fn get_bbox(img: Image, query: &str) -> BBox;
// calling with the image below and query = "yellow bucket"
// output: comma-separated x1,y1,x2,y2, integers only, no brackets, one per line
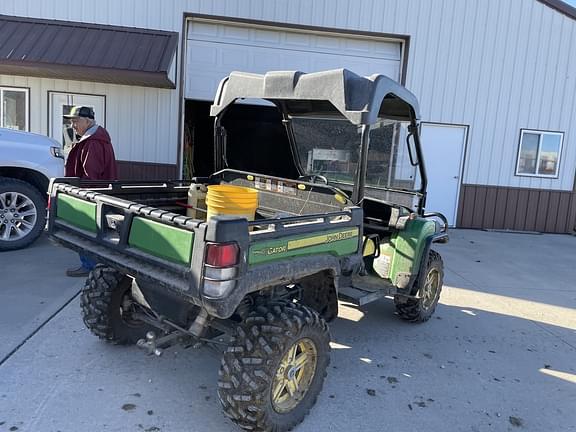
206,184,259,221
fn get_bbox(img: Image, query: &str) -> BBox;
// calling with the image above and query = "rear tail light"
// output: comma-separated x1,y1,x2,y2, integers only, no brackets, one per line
203,242,240,299
205,243,239,267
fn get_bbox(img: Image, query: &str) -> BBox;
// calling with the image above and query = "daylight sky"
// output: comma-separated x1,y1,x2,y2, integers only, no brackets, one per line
564,0,576,7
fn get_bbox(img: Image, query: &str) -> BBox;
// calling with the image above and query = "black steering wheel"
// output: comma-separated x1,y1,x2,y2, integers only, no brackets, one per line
298,174,329,185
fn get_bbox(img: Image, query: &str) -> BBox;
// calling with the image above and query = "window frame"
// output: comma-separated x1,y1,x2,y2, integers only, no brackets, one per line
515,128,564,179
0,86,30,131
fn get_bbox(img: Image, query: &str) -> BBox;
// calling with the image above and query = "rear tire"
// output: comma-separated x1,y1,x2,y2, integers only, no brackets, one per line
394,250,444,322
218,301,330,432
80,265,153,344
0,177,46,251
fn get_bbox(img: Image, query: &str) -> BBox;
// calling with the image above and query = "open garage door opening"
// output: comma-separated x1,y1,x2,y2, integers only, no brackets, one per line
182,18,405,180
183,100,299,179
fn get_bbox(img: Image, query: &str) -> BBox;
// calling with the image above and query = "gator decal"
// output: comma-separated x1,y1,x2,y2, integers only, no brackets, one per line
128,217,194,265
56,194,97,233
249,228,359,265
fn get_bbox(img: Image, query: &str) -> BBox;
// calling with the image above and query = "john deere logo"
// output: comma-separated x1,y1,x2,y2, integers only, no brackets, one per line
325,231,356,243
251,228,358,258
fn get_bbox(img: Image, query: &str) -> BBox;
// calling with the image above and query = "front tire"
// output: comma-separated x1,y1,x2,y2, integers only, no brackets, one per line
394,250,444,322
80,265,153,344
218,301,330,432
0,177,46,251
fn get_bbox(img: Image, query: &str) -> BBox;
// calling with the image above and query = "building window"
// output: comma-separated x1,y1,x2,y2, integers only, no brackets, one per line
516,129,563,178
0,87,29,131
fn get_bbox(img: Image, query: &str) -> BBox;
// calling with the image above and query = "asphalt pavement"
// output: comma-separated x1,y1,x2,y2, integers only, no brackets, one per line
0,229,575,432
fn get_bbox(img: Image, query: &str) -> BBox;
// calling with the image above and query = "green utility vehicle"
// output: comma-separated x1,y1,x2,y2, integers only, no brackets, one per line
48,69,448,432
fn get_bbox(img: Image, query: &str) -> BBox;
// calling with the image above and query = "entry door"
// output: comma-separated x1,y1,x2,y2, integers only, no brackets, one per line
49,92,105,156
420,123,467,226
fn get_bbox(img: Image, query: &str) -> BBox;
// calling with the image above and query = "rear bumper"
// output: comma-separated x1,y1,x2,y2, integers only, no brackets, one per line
52,230,202,307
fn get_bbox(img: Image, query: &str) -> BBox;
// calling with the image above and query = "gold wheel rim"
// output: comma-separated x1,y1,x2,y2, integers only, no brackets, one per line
271,338,318,413
421,268,440,310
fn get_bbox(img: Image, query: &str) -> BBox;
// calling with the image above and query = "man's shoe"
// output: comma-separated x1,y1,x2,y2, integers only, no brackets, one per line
66,266,90,277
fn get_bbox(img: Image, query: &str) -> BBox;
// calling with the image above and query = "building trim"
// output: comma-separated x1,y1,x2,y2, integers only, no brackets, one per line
537,0,576,20
457,183,576,234
117,160,178,180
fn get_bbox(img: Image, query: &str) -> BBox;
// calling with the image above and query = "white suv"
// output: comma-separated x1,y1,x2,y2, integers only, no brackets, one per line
0,128,64,251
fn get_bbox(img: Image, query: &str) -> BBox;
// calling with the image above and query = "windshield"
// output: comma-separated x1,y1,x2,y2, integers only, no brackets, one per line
291,117,420,204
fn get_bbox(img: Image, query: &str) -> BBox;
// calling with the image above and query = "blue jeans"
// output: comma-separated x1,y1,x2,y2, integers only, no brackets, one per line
79,253,96,271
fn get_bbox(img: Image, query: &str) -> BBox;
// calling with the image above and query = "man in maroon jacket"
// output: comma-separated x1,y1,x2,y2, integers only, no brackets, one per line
64,106,118,276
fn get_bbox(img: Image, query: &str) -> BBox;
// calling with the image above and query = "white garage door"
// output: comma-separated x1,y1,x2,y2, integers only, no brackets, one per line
185,20,403,100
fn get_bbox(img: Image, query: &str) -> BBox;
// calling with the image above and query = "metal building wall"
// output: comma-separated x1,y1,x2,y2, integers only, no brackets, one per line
1,0,575,194
0,74,178,167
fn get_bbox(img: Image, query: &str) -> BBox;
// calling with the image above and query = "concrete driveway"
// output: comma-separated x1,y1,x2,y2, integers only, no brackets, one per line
0,230,575,432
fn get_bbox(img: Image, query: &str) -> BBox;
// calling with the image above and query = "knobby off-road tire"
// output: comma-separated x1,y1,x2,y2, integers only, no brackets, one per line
394,250,444,322
218,301,331,432
0,177,46,251
81,265,153,344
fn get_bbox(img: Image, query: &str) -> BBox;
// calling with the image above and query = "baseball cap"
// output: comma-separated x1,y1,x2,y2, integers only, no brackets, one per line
63,106,95,119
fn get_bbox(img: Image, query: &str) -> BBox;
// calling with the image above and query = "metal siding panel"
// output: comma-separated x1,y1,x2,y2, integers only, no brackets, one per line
0,21,19,55
458,2,484,184
546,192,561,232
99,31,131,69
543,14,566,130
503,188,519,230
524,190,540,231
471,186,486,229
456,185,466,227
568,194,576,233
461,185,477,228
555,192,570,232
437,0,461,122
482,187,498,229
11,21,45,60
472,0,503,186
117,162,178,180
534,191,550,232
495,1,534,189
455,185,573,233
492,187,508,229
514,189,530,231
481,0,514,187
423,0,447,120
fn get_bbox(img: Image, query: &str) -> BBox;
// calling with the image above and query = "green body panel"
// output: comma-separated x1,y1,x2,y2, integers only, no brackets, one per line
249,227,359,265
389,218,435,285
128,217,194,265
56,194,97,233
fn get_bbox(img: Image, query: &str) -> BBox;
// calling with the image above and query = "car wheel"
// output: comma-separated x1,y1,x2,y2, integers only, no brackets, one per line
0,177,46,251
